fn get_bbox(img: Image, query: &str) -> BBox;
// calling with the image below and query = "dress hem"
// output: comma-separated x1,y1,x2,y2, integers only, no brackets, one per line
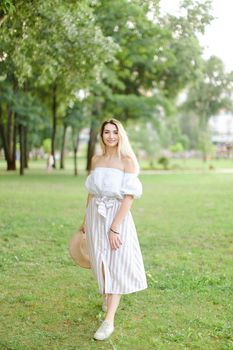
98,285,148,295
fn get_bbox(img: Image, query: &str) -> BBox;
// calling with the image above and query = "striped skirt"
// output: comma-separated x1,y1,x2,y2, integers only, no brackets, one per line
85,195,148,295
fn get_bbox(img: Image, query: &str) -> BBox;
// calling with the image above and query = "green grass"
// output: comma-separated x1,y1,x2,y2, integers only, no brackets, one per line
0,170,232,349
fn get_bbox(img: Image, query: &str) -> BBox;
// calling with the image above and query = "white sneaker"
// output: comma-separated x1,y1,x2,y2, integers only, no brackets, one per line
93,320,114,340
102,295,108,312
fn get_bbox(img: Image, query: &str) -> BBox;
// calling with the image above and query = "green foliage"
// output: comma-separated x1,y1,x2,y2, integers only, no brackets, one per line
178,112,199,149
1,1,117,90
64,103,87,130
43,138,51,154
126,120,160,165
0,0,119,171
1,0,231,169
180,56,233,157
0,0,15,16
170,142,184,153
197,128,215,160
0,79,49,154
90,0,216,133
153,0,214,99
180,0,214,34
158,156,169,169
183,56,233,124
62,101,89,152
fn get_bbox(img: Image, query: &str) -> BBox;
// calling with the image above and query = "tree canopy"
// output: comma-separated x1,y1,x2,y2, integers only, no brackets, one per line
1,0,232,173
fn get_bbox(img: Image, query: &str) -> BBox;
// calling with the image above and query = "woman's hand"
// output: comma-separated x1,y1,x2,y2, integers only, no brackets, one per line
108,229,122,251
80,220,86,235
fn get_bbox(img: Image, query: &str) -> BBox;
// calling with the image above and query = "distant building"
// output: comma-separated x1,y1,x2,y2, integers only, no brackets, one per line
209,113,233,158
209,113,233,144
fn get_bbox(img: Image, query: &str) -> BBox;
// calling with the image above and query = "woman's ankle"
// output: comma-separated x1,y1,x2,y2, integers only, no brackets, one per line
105,317,114,326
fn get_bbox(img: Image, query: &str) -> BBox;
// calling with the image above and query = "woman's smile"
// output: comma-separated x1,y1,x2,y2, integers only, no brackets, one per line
107,139,117,143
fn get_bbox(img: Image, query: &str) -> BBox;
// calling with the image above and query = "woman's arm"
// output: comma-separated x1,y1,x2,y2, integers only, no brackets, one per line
111,194,134,231
108,195,134,250
80,193,93,233
85,193,93,212
86,193,93,206
109,157,137,250
80,155,98,233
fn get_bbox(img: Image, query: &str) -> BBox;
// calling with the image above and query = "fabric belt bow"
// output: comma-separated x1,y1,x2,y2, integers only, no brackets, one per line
95,196,116,218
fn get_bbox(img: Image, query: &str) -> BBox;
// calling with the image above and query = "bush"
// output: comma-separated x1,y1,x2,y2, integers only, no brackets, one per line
158,156,169,170
170,142,184,154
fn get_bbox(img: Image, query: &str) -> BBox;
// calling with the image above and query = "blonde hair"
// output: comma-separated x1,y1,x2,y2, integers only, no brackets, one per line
99,118,140,174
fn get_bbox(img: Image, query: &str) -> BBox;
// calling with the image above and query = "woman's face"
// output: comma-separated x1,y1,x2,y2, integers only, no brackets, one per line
102,123,119,148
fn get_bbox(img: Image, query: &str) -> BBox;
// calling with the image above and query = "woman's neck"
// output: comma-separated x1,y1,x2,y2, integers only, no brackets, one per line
104,146,118,158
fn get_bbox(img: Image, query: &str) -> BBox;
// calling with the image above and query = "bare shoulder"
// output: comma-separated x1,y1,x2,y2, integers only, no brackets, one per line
91,155,102,170
122,156,137,173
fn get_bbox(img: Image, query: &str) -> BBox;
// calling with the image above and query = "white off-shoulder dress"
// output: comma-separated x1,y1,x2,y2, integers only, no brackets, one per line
85,167,148,295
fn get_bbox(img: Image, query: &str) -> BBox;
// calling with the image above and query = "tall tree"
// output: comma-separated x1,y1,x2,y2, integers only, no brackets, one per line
83,0,214,169
61,102,87,175
181,56,233,160
0,81,17,170
0,0,117,172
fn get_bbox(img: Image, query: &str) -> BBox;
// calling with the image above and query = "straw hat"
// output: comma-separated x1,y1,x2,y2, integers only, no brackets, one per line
68,230,91,269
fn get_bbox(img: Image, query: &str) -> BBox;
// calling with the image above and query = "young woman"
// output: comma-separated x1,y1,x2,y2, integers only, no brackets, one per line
81,118,147,340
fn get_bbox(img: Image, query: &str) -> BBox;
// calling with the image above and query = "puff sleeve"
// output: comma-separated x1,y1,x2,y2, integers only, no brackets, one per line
85,171,95,194
121,173,143,199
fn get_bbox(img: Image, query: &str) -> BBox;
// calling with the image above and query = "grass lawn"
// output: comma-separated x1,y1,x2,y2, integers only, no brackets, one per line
0,170,232,350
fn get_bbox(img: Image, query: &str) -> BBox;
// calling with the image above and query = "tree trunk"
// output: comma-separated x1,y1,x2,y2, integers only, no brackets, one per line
51,83,57,168
60,124,67,169
86,119,99,172
12,121,17,170
0,105,10,163
199,116,209,163
19,124,24,176
7,109,16,170
202,152,207,162
7,107,14,159
74,144,77,176
23,125,28,168
0,106,17,170
73,132,80,176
